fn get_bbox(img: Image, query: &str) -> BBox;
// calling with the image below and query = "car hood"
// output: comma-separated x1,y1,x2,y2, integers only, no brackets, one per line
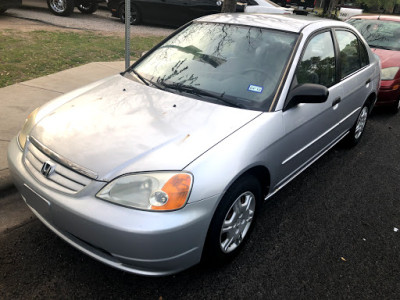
31,75,261,181
372,48,400,69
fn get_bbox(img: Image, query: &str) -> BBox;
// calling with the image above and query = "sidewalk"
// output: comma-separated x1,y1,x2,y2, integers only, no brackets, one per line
0,61,125,192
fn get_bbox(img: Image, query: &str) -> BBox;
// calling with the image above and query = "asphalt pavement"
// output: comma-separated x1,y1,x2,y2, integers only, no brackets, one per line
0,62,400,298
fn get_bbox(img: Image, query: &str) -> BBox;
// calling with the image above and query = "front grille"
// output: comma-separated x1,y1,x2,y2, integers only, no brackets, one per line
24,140,92,194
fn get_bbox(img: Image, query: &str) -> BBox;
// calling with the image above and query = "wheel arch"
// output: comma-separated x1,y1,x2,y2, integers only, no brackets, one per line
365,92,377,114
237,165,271,200
201,164,270,261
209,164,271,216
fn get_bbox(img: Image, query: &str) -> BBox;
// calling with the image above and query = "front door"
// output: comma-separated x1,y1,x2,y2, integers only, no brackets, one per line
276,30,344,187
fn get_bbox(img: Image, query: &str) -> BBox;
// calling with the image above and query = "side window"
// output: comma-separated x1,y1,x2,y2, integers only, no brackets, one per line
296,31,336,88
336,30,365,78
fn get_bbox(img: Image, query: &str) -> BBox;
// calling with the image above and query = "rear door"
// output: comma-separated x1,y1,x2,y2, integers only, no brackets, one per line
331,29,374,133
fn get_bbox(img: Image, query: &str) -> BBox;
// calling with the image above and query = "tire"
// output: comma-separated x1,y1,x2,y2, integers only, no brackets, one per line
203,175,262,264
118,3,141,25
390,97,400,114
77,1,98,14
47,0,75,16
344,104,369,147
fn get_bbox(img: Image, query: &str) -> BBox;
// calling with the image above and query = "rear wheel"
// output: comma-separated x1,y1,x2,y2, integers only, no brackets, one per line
344,104,369,147
118,3,141,25
47,0,75,16
77,1,98,14
203,175,262,263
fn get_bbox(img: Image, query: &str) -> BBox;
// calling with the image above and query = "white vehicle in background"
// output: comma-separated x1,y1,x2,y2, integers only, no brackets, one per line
245,0,293,14
338,7,363,21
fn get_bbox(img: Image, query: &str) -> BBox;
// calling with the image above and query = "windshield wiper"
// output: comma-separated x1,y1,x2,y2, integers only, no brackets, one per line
158,82,243,108
130,69,150,86
129,70,168,91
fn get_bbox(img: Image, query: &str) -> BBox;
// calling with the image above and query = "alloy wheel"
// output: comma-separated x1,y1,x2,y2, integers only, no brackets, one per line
355,106,368,140
219,191,255,254
49,0,66,13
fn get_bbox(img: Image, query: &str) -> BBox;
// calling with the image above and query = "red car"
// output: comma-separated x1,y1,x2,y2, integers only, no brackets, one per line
348,15,400,113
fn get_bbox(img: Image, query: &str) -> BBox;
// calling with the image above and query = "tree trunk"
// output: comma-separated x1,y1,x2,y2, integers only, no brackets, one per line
221,0,237,13
323,0,330,15
326,0,338,18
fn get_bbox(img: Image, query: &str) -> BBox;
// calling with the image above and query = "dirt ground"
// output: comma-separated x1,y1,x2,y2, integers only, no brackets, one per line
0,14,122,35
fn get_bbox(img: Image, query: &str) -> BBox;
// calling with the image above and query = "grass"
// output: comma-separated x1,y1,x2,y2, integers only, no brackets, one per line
0,30,165,88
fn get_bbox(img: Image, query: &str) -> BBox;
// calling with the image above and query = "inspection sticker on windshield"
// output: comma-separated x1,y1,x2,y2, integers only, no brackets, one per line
248,85,263,93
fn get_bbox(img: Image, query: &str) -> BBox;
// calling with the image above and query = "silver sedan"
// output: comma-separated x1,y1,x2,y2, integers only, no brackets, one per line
8,13,380,276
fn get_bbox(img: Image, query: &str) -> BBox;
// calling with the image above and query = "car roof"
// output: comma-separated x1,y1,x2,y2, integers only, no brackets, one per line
196,13,345,33
350,14,400,22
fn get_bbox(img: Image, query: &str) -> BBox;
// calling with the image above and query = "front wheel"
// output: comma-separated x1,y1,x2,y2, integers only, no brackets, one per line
344,104,369,147
77,1,98,14
203,175,262,263
47,0,75,16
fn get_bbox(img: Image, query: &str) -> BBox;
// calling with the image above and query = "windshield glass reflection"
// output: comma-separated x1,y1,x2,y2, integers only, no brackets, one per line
132,22,298,111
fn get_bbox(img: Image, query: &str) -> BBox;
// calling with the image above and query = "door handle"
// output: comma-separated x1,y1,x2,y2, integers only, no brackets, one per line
332,97,341,107
366,78,371,85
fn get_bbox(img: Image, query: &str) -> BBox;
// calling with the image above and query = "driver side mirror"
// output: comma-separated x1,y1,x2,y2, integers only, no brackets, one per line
284,84,329,111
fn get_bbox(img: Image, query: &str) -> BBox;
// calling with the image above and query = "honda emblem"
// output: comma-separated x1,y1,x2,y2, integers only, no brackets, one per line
40,161,55,178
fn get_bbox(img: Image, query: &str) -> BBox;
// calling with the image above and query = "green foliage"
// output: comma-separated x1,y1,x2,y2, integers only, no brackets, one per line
355,0,400,12
0,30,164,88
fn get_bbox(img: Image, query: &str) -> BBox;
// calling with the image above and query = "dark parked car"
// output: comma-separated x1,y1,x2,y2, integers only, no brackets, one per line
107,0,245,26
348,15,400,113
0,0,22,13
289,0,315,14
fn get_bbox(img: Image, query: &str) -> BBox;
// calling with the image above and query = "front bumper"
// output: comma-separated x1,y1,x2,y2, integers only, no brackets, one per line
7,136,217,276
375,79,400,107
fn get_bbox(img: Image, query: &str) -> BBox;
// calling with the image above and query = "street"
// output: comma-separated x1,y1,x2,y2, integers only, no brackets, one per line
4,0,174,36
1,108,400,298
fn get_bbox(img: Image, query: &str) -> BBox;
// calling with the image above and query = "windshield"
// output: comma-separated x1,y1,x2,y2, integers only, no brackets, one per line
132,22,298,111
347,18,400,51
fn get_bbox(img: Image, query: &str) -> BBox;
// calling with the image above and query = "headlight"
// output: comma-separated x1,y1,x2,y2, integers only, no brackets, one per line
381,67,399,81
18,107,39,149
96,172,193,211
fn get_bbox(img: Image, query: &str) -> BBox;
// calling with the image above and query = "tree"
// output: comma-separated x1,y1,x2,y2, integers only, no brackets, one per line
355,0,400,13
322,0,345,18
221,0,237,12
